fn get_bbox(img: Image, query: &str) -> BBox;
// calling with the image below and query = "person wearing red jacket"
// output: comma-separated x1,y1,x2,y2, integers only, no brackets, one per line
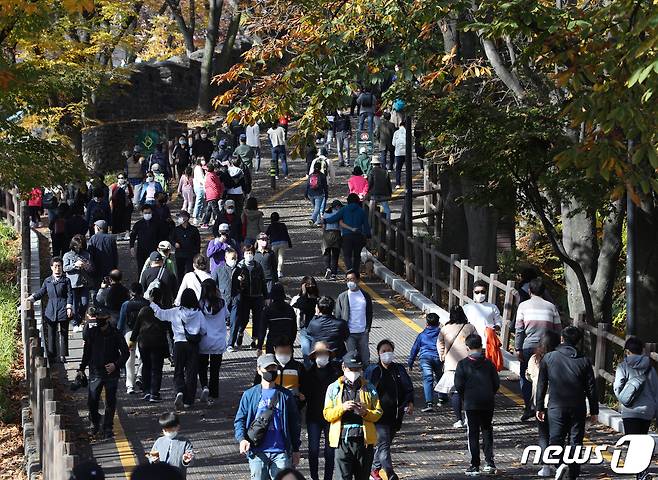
200,164,224,228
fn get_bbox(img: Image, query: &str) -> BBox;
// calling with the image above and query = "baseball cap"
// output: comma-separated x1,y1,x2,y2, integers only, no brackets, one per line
371,156,381,165
219,139,227,146
152,163,160,171
239,133,247,140
218,223,230,233
257,353,279,370
149,251,163,261
158,240,172,251
342,350,363,369
93,219,107,230
86,306,111,320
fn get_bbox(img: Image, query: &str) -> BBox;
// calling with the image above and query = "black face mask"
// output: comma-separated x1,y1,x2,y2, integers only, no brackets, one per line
262,370,278,383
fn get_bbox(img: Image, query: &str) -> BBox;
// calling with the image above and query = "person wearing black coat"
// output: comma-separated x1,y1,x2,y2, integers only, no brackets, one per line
87,220,118,289
254,233,278,295
130,204,164,272
302,342,341,480
212,248,244,351
129,289,170,402
212,206,243,245
192,128,214,161
78,307,130,438
535,326,598,480
171,211,201,276
259,283,297,352
140,253,177,308
26,257,74,362
306,296,349,361
236,245,267,349
26,257,73,363
454,334,500,476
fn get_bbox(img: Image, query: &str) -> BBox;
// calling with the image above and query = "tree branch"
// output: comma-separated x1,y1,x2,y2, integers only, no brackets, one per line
480,37,525,101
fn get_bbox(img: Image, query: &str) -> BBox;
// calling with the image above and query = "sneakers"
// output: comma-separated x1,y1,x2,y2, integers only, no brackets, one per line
452,419,465,428
183,403,192,408
174,392,184,409
277,271,283,279
135,379,143,391
537,466,553,477
330,274,337,280
149,395,161,403
142,393,151,401
325,268,332,279
127,387,135,395
370,469,382,480
482,464,497,474
226,345,235,353
249,341,257,350
421,402,434,413
465,465,480,476
520,408,535,422
89,423,100,437
72,325,83,333
200,387,210,403
395,184,402,190
554,464,568,480
207,398,215,407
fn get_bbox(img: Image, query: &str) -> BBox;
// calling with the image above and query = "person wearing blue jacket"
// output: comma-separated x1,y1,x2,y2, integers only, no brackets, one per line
235,353,301,479
323,193,371,274
365,339,414,480
26,256,74,362
408,313,444,412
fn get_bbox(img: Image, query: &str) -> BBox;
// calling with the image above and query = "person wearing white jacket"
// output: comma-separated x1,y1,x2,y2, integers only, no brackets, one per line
198,279,227,406
175,255,211,305
392,125,407,189
308,149,336,185
150,288,203,409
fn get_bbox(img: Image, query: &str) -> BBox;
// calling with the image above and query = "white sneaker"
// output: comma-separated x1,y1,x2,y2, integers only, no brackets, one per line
174,392,184,409
538,466,554,477
554,464,568,480
226,346,235,353
73,325,83,333
200,387,209,403
452,419,465,428
207,398,215,407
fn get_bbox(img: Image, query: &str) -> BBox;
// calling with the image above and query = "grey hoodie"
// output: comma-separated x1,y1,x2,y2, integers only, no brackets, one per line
150,434,193,478
614,354,658,420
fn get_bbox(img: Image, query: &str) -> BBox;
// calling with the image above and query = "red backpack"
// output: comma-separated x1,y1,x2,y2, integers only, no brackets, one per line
309,173,320,190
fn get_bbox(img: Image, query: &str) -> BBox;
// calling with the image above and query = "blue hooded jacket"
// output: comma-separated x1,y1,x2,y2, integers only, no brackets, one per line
323,203,371,237
408,326,440,367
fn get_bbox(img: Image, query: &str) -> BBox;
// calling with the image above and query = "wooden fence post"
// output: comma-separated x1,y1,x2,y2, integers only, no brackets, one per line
459,259,469,306
488,273,498,305
448,254,460,310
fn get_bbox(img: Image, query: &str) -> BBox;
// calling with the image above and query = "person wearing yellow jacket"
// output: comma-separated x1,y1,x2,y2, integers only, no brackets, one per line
323,350,383,480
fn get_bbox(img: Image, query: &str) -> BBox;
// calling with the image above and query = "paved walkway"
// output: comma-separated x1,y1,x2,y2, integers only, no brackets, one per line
59,148,630,479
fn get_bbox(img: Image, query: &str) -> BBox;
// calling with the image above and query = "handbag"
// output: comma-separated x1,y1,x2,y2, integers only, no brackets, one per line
182,316,202,344
618,365,652,407
247,392,280,446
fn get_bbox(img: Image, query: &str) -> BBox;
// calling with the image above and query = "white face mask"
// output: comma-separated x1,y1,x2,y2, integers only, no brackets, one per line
344,370,361,383
244,253,254,263
179,140,186,145
257,240,267,248
226,207,235,214
346,281,358,291
200,160,207,166
163,430,178,439
226,258,237,268
147,177,154,183
316,355,330,368
143,213,152,221
200,133,208,139
176,217,185,225
275,353,291,365
474,293,486,303
380,352,395,365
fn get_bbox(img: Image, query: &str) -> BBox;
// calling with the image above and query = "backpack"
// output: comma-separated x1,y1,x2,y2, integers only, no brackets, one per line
42,191,58,210
309,173,320,190
618,365,652,408
360,93,373,108
144,267,166,301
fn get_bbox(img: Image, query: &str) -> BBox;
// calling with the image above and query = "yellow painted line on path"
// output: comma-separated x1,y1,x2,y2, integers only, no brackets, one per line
113,407,137,478
267,177,307,204
391,171,423,199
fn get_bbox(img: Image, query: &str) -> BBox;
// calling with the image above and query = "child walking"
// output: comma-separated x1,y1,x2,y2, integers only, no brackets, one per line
177,166,195,215
149,412,194,478
408,313,444,412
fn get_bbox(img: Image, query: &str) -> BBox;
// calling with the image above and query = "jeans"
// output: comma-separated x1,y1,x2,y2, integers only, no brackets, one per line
518,346,536,409
379,148,395,170
271,242,287,276
88,374,118,432
124,331,141,390
193,186,205,219
342,234,366,273
548,406,586,479
371,196,391,221
247,451,291,480
272,145,288,176
139,346,166,397
465,409,495,468
419,357,443,404
227,296,242,347
173,341,199,405
324,248,340,275
358,112,374,132
310,196,326,224
336,132,350,166
373,423,396,475
394,155,405,187
334,438,374,480
239,295,265,345
307,421,334,480
72,286,89,326
198,353,223,398
299,328,313,368
347,332,370,366
202,198,221,225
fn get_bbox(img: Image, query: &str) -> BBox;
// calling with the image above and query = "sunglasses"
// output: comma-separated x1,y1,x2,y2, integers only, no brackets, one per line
474,290,487,295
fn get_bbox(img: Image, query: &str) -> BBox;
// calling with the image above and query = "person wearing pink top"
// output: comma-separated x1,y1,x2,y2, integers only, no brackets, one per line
348,166,369,201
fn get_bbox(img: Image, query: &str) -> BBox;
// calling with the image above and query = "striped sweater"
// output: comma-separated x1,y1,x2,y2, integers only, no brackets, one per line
514,296,561,350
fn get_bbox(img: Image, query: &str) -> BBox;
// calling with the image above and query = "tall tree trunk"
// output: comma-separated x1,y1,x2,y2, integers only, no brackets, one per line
166,0,196,55
636,199,658,341
197,0,225,114
216,12,241,74
439,170,469,260
462,178,499,273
